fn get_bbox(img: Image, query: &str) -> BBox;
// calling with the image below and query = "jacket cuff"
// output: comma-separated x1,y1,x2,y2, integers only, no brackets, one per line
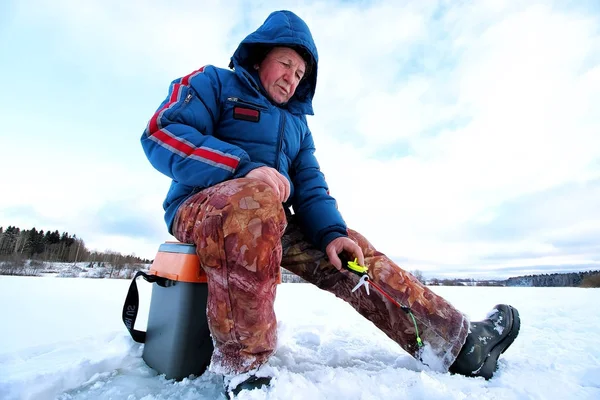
233,160,264,179
319,230,348,253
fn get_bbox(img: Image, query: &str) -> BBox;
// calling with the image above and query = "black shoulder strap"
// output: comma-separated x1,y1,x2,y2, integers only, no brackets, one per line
122,271,170,343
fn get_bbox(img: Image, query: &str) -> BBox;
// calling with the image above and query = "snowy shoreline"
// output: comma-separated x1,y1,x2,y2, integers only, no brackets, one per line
1,276,599,400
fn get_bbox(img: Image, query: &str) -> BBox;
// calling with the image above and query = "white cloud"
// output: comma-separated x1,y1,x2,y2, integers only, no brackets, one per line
314,2,600,271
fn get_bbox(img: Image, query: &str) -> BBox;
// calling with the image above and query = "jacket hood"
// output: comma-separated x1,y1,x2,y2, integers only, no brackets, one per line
229,10,318,115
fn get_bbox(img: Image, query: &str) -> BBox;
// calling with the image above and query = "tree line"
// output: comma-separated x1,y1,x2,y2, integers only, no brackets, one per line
0,226,151,265
505,270,600,287
413,269,600,288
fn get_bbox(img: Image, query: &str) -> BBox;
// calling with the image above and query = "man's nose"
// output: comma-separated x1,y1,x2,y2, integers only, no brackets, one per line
282,69,294,83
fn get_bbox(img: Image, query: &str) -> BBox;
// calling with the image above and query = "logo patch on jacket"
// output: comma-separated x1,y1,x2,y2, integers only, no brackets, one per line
233,106,260,122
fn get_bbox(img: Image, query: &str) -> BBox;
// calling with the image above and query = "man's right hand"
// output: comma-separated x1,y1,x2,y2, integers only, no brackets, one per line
245,166,290,202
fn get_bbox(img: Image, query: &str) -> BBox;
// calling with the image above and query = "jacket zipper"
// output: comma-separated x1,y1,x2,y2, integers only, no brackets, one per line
227,97,268,110
184,93,193,103
275,111,285,171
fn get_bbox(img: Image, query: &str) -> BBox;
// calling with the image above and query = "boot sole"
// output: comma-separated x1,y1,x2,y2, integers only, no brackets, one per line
479,305,521,380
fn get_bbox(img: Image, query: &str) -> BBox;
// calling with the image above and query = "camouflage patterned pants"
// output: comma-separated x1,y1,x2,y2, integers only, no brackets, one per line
173,178,469,375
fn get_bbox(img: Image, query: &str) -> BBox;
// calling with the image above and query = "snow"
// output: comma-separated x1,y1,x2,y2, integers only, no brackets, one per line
1,276,599,400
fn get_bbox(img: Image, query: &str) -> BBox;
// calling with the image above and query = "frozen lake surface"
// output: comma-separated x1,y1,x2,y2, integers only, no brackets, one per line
1,276,599,399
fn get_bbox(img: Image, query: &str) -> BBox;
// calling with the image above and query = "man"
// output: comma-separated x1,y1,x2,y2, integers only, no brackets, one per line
141,10,520,396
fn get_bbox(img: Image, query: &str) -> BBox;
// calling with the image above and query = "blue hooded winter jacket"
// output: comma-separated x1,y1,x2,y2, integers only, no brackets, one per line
141,10,347,251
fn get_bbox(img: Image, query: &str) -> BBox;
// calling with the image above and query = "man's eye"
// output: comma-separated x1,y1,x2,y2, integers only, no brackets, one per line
296,72,302,80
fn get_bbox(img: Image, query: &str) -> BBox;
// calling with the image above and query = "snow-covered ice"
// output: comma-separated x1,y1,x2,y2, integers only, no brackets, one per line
1,276,599,399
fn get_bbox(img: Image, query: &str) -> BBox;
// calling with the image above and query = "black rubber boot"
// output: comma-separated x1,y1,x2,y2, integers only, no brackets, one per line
225,375,271,398
449,304,520,380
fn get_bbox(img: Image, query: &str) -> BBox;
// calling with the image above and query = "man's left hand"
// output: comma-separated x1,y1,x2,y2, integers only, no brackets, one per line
326,237,365,272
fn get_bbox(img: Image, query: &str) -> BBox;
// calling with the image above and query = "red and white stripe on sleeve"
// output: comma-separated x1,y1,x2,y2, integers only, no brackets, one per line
146,66,240,173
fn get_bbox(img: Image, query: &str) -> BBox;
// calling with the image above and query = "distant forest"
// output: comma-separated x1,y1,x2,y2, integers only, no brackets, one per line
422,270,600,288
0,225,152,265
505,270,600,287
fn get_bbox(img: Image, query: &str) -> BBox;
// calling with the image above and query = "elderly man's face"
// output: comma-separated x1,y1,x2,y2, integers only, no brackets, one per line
257,47,306,104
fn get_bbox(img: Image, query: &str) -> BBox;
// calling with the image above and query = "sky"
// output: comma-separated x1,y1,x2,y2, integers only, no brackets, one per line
1,0,599,279
1,276,599,399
